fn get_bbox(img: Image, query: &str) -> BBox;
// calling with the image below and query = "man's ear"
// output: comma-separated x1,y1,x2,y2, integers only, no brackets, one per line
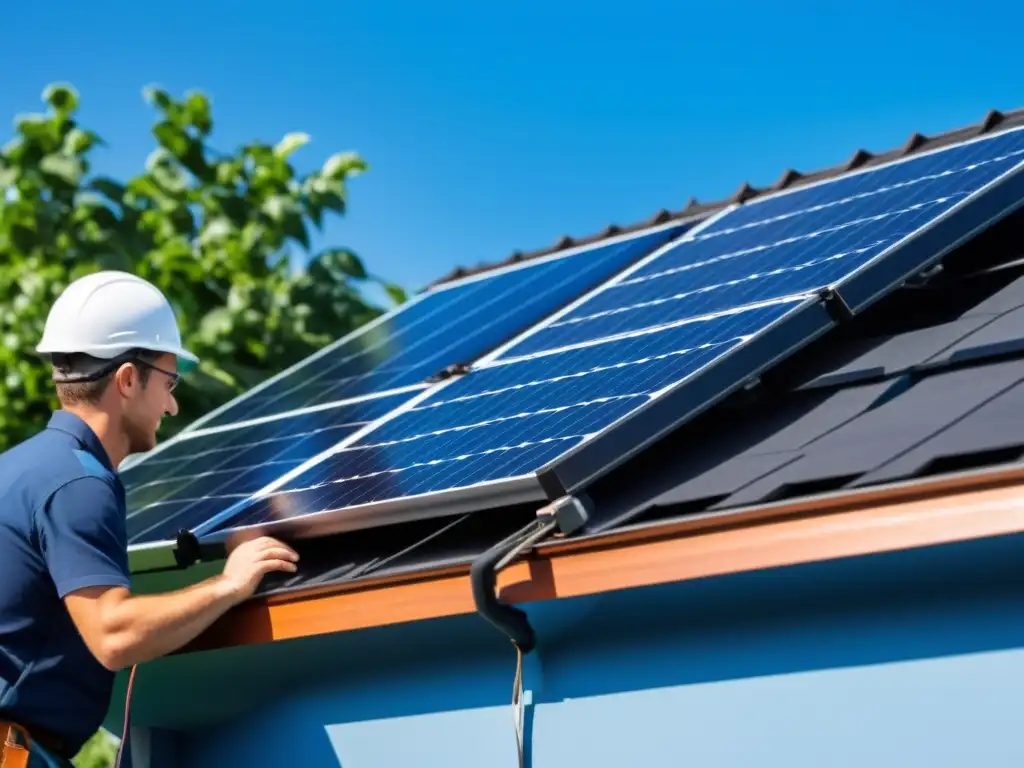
113,362,139,397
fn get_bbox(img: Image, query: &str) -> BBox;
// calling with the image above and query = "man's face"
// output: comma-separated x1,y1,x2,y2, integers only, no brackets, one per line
120,353,180,454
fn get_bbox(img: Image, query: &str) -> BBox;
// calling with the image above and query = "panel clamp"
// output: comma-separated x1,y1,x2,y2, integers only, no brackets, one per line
469,494,591,653
816,286,855,323
534,493,592,536
426,361,473,383
173,529,227,569
174,529,201,568
904,262,945,288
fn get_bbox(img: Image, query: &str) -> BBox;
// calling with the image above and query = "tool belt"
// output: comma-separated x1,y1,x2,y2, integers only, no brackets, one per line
1,719,73,768
0,722,29,768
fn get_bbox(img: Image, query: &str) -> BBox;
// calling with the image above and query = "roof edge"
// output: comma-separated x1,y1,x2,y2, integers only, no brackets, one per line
181,462,1024,653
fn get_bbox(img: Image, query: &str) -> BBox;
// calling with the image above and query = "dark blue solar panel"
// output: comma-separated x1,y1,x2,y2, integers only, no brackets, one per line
196,225,690,429
196,128,1024,543
712,129,1024,231
198,300,801,531
509,128,1024,357
123,392,408,545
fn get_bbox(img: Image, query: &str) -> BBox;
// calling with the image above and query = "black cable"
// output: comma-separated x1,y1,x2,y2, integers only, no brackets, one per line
496,519,558,572
350,512,474,580
470,513,567,768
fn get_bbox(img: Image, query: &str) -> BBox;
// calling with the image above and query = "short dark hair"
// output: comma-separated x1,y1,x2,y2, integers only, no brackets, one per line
51,349,162,406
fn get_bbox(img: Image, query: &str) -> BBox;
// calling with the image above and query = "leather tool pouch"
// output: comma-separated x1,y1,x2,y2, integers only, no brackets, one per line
0,723,30,768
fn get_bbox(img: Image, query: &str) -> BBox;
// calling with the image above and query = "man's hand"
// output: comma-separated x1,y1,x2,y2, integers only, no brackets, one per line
220,535,300,605
64,535,299,670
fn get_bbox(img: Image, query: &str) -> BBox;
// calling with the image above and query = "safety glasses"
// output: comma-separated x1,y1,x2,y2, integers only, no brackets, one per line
132,358,181,392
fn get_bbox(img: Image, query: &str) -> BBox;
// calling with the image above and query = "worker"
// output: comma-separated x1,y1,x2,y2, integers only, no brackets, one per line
0,271,300,768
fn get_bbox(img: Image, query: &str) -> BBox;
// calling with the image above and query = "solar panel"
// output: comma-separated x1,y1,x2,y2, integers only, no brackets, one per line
125,222,695,565
509,133,1024,356
188,126,1024,546
120,391,410,546
188,223,692,430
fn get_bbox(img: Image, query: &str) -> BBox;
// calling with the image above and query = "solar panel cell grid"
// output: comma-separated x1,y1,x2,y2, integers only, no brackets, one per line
123,392,409,544
714,129,1024,230
128,498,247,547
212,300,799,530
195,225,689,429
509,128,1024,358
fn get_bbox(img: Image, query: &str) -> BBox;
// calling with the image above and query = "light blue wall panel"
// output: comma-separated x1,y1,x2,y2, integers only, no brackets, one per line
326,705,520,767
530,647,1024,768
182,533,1024,768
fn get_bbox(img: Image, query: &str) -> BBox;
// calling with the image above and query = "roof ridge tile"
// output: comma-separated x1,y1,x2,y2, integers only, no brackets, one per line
552,234,574,251
646,208,673,225
771,168,804,190
981,108,1005,133
730,182,760,203
844,148,874,171
901,131,929,155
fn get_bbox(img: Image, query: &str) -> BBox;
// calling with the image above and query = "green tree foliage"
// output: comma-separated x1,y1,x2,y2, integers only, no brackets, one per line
72,730,118,768
0,83,406,450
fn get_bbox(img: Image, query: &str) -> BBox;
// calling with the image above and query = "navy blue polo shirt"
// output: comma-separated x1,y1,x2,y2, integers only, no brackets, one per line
0,410,131,757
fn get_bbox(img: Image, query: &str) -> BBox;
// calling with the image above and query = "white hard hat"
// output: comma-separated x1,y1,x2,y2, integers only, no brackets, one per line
36,270,199,374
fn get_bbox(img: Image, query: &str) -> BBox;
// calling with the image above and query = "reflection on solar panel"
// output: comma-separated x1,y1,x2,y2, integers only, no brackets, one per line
124,223,695,556
192,127,1024,543
191,224,691,430
122,392,410,545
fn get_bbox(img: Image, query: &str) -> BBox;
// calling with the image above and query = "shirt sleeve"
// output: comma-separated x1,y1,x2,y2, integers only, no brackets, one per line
35,476,132,598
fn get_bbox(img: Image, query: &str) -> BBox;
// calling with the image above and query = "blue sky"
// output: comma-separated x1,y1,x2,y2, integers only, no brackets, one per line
2,0,1021,302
